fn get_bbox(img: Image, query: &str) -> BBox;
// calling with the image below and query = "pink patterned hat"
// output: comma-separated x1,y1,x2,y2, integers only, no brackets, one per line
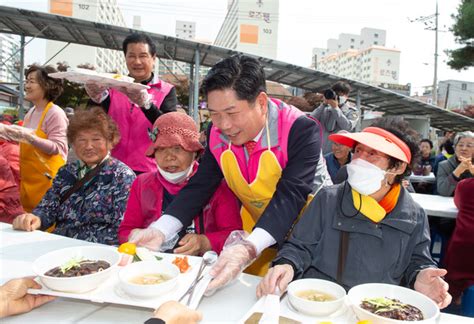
145,112,204,156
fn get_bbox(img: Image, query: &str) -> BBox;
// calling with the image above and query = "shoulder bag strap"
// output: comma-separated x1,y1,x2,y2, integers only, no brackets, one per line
59,159,107,205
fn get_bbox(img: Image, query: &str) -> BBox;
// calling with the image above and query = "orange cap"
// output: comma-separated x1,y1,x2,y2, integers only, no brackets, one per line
328,127,411,163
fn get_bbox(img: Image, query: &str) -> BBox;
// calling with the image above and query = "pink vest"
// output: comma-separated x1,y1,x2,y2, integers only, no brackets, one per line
108,79,173,172
209,98,304,182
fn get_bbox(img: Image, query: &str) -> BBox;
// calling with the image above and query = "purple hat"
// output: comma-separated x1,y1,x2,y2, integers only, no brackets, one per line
145,112,204,156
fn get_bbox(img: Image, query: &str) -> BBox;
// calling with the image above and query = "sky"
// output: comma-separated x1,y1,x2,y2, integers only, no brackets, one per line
1,0,473,95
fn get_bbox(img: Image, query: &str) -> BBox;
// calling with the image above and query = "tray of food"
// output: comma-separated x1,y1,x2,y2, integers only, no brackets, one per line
239,279,440,324
27,245,209,310
48,68,149,91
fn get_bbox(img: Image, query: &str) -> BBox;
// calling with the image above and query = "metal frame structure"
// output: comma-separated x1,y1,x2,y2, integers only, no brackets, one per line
0,5,472,130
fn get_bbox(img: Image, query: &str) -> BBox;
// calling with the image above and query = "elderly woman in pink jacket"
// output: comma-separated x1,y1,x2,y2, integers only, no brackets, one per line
119,112,242,255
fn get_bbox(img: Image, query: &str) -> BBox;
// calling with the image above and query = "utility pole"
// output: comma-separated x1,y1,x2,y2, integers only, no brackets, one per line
409,0,442,106
444,83,450,109
432,0,439,106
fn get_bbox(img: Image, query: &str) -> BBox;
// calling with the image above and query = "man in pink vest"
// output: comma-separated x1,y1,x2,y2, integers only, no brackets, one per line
85,33,177,174
130,55,322,293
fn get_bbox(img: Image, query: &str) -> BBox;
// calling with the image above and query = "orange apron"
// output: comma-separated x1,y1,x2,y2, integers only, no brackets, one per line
20,102,65,212
220,119,312,276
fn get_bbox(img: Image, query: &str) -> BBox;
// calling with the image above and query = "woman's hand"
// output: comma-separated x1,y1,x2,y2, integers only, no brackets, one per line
0,278,55,318
173,234,211,256
453,156,472,177
414,268,452,309
256,264,294,298
12,214,41,232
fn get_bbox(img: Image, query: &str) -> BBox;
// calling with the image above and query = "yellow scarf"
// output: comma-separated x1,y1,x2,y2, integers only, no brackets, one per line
352,184,401,223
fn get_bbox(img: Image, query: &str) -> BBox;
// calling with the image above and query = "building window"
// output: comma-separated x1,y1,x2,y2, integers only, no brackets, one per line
461,83,467,90
351,38,354,43
374,41,378,45
350,45,354,49
374,33,379,38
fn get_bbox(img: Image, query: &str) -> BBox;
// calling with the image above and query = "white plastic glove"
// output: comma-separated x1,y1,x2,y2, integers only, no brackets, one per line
128,227,165,251
0,123,11,141
0,124,35,143
84,82,108,103
205,231,257,295
122,88,152,108
14,126,36,144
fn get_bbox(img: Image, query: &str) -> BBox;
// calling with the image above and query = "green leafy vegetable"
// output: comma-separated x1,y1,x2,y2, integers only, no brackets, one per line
60,257,84,274
362,297,406,314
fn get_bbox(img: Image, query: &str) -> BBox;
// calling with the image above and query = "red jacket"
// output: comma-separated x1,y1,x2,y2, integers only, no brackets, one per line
0,140,23,222
118,162,242,254
444,178,474,300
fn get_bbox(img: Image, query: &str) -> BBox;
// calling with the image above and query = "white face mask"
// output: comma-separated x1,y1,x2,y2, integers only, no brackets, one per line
338,95,347,105
157,164,194,184
346,158,388,195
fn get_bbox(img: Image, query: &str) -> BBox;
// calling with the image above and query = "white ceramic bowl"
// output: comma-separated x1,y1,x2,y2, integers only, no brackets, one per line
33,246,120,293
118,260,179,298
348,283,440,324
287,278,347,316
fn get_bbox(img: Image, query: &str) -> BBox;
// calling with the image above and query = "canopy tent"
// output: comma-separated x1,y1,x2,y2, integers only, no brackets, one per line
0,5,472,131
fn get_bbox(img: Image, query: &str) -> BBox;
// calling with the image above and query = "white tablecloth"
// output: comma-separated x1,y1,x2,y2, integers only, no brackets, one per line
410,193,458,218
0,223,470,323
410,172,436,184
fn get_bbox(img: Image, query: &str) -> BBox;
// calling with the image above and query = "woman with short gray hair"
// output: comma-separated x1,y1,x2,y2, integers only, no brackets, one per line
436,131,474,196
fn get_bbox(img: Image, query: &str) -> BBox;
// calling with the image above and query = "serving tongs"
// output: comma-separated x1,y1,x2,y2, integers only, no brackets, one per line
178,251,217,306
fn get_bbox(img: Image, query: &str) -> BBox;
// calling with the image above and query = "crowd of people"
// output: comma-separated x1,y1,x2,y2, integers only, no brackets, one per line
0,31,473,321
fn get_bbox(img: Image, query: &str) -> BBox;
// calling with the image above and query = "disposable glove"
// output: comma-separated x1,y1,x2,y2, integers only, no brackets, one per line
205,231,257,295
121,88,152,108
84,82,108,103
0,124,35,143
128,227,165,252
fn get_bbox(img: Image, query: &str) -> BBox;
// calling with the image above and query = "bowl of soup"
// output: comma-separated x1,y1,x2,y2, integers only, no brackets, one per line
118,260,179,298
287,278,346,316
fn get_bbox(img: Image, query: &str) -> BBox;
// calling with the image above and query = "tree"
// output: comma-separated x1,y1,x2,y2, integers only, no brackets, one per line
53,62,93,109
446,0,474,70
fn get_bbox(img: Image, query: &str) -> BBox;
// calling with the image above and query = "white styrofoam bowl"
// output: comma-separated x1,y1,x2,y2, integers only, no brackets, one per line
348,283,440,324
287,278,346,316
33,246,120,293
118,260,179,298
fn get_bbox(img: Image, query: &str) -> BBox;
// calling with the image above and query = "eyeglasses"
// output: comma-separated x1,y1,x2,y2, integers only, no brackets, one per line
456,143,473,149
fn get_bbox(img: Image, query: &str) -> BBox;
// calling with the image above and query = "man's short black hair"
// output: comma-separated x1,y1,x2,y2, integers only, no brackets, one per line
440,139,455,155
420,138,433,149
122,33,156,56
201,54,266,103
331,81,351,95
